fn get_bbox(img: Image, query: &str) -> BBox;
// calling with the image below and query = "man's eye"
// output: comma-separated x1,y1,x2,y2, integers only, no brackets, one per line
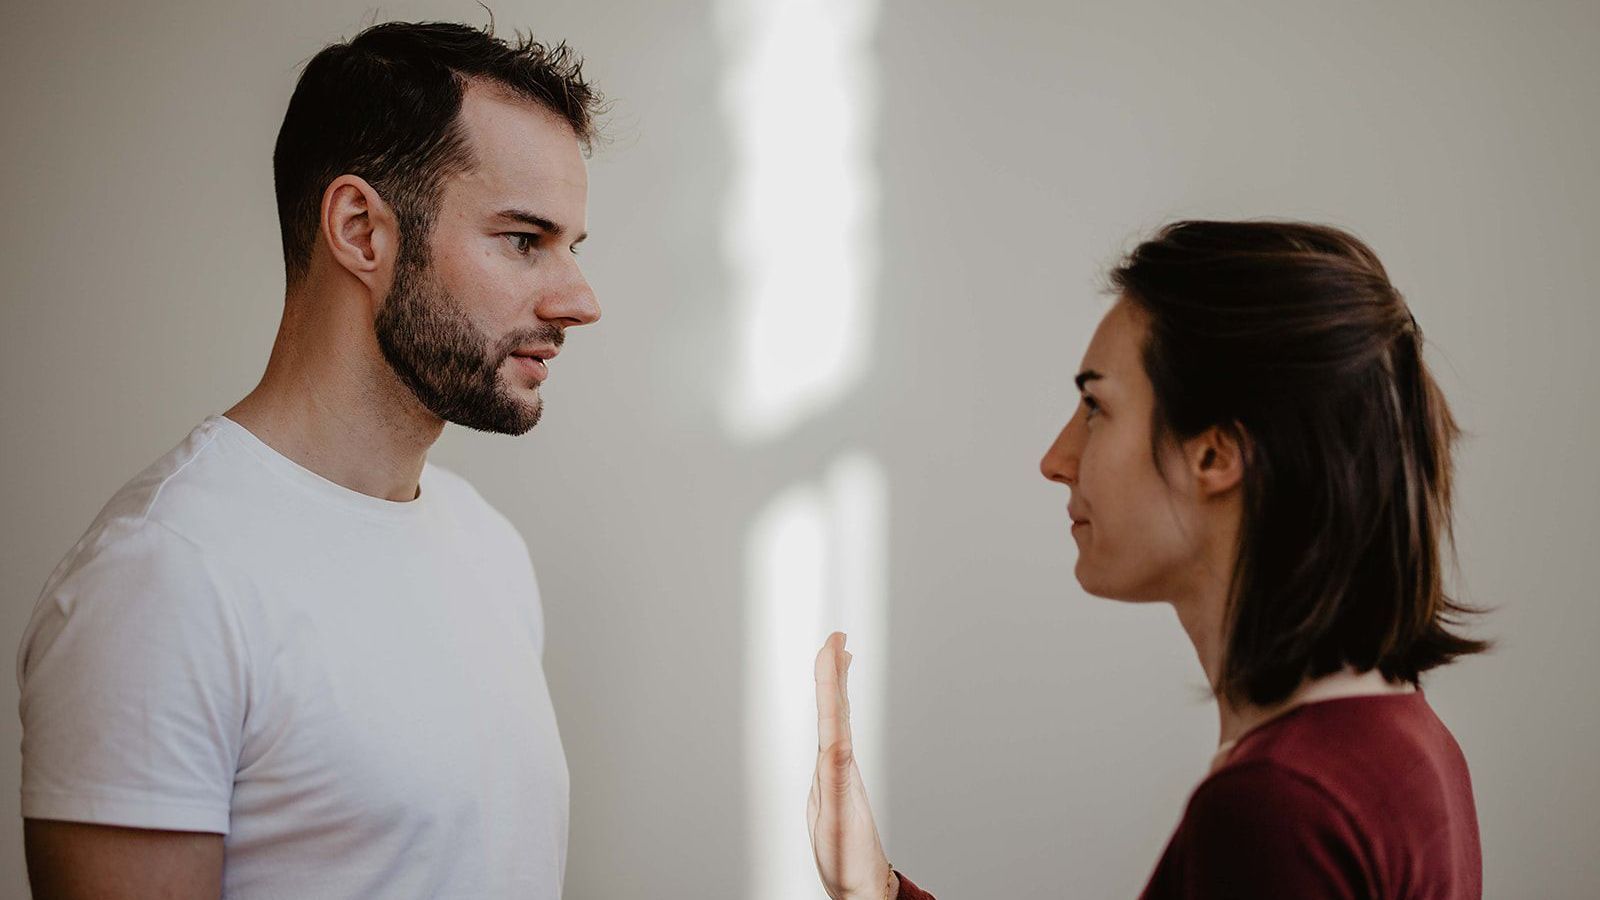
507,233,539,255
1082,395,1101,419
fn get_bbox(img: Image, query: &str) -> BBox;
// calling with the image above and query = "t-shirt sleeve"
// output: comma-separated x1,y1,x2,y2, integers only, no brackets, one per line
1163,762,1373,899
17,520,248,834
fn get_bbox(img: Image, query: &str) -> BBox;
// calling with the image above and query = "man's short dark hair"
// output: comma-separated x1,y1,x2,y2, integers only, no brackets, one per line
273,21,603,283
1110,221,1490,706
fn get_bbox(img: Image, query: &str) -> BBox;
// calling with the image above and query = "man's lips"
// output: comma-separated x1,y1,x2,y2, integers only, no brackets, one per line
508,346,558,384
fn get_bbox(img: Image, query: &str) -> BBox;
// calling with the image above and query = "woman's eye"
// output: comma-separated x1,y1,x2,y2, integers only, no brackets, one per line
507,233,538,255
1082,395,1101,419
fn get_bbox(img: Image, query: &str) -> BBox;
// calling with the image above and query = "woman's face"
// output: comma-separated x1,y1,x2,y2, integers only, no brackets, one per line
1039,299,1209,603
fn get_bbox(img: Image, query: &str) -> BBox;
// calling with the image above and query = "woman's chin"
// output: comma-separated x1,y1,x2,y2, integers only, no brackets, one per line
1074,563,1161,604
1073,560,1110,598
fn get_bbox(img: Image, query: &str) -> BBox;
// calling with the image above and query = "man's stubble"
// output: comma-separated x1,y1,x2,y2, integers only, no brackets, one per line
374,248,560,436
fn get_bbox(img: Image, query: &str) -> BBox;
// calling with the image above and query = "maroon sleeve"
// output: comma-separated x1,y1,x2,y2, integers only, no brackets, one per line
893,870,937,900
1150,762,1374,899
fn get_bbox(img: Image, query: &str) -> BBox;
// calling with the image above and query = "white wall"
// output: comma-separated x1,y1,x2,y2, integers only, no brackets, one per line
2,0,1595,897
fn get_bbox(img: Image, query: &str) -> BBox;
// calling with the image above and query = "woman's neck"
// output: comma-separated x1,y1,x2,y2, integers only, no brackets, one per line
1169,588,1413,757
1222,668,1414,743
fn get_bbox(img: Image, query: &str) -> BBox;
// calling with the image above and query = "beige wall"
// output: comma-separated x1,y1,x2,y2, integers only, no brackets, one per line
3,0,1596,897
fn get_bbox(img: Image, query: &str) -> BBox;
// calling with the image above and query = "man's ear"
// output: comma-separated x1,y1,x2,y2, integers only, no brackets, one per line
1186,423,1247,499
319,174,398,298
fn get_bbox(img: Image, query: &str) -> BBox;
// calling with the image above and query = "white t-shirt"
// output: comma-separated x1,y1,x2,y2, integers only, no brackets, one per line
17,415,569,899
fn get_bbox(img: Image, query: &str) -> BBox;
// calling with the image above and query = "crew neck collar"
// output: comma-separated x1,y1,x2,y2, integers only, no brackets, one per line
208,413,431,522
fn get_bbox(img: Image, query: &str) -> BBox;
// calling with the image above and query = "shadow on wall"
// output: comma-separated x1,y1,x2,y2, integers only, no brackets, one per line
717,0,887,898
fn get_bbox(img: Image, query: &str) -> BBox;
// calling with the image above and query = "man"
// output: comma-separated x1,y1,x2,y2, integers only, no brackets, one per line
17,21,602,899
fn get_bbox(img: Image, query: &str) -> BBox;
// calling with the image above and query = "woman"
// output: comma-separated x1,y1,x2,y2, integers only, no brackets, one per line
808,221,1487,899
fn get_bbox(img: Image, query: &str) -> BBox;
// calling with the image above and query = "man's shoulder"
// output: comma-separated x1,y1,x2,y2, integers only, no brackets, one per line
91,416,232,524
421,462,528,548
42,419,236,591
22,493,237,684
418,461,481,504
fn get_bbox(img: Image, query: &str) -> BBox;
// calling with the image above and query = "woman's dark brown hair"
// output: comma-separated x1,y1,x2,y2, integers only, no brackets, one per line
1110,220,1489,707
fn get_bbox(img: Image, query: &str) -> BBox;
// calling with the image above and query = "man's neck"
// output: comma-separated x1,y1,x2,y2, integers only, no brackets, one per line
225,303,443,503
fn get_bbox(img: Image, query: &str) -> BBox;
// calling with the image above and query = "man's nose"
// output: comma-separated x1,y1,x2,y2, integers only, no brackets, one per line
539,264,601,328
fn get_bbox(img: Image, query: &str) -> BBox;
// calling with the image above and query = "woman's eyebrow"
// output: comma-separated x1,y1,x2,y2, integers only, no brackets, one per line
1075,369,1105,392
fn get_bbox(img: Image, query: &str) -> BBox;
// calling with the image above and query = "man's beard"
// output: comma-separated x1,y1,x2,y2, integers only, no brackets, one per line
375,254,561,436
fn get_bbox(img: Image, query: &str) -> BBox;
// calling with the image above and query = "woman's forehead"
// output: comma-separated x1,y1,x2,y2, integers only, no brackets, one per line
1079,299,1147,386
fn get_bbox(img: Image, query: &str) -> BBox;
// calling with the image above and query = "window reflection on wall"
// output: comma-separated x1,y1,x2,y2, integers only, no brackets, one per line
717,0,884,897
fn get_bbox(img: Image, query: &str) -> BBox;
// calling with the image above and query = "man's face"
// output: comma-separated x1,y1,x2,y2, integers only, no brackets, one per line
376,82,599,435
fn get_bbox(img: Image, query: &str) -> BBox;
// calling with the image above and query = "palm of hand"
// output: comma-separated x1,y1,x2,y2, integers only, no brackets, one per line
808,632,895,900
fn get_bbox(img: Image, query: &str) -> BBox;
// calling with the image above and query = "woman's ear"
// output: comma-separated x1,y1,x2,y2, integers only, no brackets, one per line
1187,423,1247,498
318,174,398,298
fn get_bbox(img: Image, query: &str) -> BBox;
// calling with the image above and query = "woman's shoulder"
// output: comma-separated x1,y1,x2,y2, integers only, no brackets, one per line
1160,697,1439,898
1223,692,1467,800
1195,693,1474,866
1155,692,1480,898
1143,759,1376,899
1188,756,1359,836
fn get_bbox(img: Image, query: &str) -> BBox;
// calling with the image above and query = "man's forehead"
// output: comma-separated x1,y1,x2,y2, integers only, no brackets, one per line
455,82,588,193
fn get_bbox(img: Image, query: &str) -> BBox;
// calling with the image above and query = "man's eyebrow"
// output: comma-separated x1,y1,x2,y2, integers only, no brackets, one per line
1074,369,1104,392
495,209,588,244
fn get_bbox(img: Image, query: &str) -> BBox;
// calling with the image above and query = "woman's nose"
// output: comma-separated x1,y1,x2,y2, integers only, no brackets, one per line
1040,421,1079,485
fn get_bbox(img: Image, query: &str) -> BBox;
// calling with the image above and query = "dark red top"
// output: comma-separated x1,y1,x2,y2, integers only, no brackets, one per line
893,692,1481,900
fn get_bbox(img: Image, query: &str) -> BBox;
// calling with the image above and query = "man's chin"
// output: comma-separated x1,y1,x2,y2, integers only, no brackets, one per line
510,398,543,435
482,399,542,436
433,391,543,436
500,379,544,433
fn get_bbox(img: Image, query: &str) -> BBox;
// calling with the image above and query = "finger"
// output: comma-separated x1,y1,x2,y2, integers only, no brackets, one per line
815,632,847,752
838,649,853,728
807,762,820,835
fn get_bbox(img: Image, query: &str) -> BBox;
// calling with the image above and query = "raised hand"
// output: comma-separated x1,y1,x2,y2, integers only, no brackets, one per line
809,632,897,900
